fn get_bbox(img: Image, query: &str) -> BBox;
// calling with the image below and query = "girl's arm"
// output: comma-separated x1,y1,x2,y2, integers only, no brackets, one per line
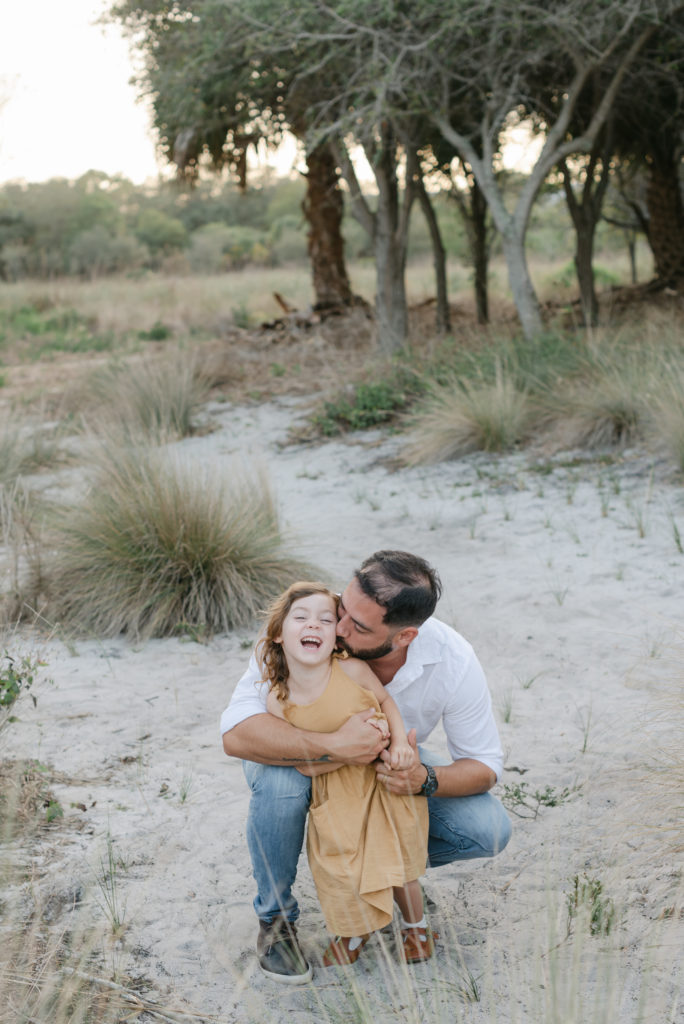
338,659,413,770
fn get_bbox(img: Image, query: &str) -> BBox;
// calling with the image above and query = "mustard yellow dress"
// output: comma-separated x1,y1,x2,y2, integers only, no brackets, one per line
283,660,429,936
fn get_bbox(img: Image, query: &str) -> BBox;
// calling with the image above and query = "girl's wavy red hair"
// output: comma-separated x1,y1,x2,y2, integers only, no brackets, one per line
257,581,339,703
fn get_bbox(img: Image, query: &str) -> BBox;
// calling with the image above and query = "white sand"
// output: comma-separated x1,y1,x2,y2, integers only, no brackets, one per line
3,396,683,1022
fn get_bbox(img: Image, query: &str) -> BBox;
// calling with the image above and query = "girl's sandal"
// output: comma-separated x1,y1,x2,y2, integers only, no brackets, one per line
322,934,371,966
401,925,438,963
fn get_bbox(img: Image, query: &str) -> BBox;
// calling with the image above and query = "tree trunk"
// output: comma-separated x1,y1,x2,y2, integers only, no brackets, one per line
368,128,413,353
449,169,490,325
574,221,599,327
374,227,408,354
471,180,489,325
416,179,451,334
500,228,543,339
626,233,637,284
645,153,684,286
560,142,612,329
374,151,408,353
302,143,353,307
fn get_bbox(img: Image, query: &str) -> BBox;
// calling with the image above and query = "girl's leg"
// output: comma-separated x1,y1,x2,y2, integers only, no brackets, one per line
393,879,436,963
322,933,372,966
393,879,424,924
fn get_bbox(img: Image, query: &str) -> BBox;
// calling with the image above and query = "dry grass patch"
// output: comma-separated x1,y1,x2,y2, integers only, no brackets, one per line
37,442,316,639
0,482,47,624
0,760,61,837
542,350,659,450
648,361,684,473
401,364,532,466
0,412,64,486
75,348,212,443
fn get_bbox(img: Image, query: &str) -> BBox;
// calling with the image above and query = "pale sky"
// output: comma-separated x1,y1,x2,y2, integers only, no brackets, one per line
1,1,173,184
0,2,537,188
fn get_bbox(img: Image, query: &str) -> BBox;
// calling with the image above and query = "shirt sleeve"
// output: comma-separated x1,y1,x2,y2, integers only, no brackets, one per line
441,648,504,781
220,653,269,735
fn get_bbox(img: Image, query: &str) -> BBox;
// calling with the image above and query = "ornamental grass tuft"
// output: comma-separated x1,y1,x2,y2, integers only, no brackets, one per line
401,363,531,466
543,350,656,450
38,442,315,639
84,349,211,443
649,360,684,473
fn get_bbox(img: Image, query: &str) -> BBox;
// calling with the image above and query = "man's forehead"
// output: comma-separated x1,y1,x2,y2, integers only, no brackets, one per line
340,580,386,628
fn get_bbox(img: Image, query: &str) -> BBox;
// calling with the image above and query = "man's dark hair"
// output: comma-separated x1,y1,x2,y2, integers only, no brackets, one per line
355,550,442,628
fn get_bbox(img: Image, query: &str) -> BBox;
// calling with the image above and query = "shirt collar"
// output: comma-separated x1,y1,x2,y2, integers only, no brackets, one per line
389,619,441,692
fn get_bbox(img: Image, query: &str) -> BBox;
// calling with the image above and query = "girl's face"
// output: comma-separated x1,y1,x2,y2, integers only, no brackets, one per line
277,593,338,666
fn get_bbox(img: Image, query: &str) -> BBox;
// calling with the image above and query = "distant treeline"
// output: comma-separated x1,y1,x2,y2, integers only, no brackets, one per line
0,172,320,281
0,168,608,284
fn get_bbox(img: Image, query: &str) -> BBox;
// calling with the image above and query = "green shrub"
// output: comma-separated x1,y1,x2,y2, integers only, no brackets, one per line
501,781,578,819
138,320,172,342
566,874,617,936
547,261,620,289
39,445,316,639
434,331,586,394
0,650,41,711
310,368,424,436
0,305,113,358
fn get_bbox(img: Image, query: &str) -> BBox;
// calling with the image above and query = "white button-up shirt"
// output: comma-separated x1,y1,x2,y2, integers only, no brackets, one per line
220,617,503,780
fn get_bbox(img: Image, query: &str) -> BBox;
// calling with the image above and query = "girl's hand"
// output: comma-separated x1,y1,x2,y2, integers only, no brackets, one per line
388,740,413,770
368,714,390,740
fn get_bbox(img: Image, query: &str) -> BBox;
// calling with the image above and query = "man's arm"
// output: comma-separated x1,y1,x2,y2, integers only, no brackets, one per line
376,732,496,796
222,709,389,766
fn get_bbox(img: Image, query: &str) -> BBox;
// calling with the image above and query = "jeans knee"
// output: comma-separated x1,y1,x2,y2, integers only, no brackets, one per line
243,762,311,807
484,805,512,857
427,792,512,863
498,808,513,852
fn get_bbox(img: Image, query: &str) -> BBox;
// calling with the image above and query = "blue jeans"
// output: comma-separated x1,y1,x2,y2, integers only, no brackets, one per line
243,749,512,924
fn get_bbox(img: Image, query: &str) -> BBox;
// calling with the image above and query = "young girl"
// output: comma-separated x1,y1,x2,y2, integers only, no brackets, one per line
258,581,433,967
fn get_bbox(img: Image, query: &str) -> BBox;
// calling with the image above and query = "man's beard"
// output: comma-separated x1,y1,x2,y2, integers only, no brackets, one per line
338,637,395,661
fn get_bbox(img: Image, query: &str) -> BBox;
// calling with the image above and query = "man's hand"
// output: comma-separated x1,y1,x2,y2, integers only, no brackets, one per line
375,729,425,794
328,709,390,765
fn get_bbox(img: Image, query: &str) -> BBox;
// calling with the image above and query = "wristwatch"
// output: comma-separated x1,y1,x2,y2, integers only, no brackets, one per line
419,763,438,797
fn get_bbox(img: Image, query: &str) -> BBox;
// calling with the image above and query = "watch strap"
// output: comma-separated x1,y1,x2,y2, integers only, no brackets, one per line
419,762,438,797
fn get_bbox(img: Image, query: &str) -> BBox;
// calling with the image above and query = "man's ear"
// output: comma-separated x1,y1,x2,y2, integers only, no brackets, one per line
394,626,418,649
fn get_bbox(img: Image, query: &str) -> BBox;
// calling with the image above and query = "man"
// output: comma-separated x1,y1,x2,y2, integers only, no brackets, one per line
221,550,511,983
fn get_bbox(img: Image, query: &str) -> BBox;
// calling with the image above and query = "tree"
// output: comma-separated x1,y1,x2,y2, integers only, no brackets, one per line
543,12,684,322
110,0,354,308
607,24,684,286
0,175,123,277
306,0,674,338
421,2,666,337
430,137,496,325
135,207,188,259
245,1,456,349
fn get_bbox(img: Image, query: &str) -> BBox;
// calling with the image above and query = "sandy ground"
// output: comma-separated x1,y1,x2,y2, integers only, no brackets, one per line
2,396,683,1023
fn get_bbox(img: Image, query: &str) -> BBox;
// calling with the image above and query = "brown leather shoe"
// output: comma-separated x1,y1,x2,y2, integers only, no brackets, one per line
322,934,371,966
401,925,437,963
